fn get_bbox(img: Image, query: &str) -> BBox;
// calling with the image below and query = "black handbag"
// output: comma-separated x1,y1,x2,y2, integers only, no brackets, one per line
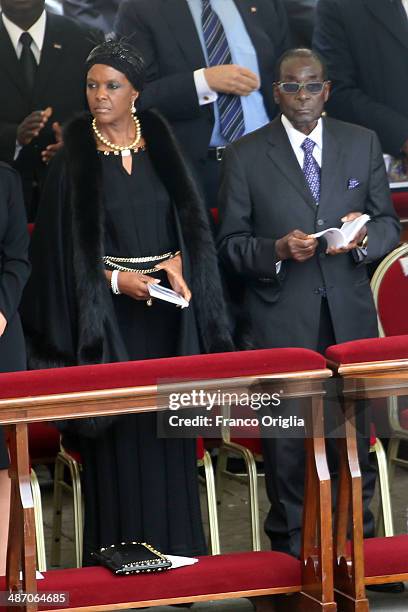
91,542,172,575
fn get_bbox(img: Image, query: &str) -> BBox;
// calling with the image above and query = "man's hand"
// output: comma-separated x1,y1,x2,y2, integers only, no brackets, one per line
0,312,7,337
275,230,318,262
155,253,192,303
204,65,259,96
17,107,52,146
326,212,367,256
41,121,63,164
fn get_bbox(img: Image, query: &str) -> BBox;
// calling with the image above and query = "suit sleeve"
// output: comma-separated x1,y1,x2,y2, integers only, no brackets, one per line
364,132,401,262
114,1,202,120
217,145,280,280
0,122,19,164
0,167,30,322
63,0,112,33
313,0,408,156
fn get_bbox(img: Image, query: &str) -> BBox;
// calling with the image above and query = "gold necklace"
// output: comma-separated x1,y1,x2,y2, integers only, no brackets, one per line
92,114,142,156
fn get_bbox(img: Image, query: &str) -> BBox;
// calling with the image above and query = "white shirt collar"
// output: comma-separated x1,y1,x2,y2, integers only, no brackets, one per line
1,11,47,60
281,113,323,152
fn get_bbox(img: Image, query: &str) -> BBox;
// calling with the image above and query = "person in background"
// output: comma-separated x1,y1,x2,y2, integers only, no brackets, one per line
63,0,121,36
284,0,317,46
0,0,102,220
21,40,233,564
115,0,290,210
0,164,30,574
313,0,408,161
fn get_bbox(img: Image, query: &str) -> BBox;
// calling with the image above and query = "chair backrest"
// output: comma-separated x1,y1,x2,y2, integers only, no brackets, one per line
391,191,408,221
370,243,408,337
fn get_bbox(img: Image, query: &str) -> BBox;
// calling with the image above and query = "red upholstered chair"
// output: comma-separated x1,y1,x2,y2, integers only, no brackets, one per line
391,190,408,224
51,438,221,568
0,349,335,611
371,243,408,481
325,336,408,604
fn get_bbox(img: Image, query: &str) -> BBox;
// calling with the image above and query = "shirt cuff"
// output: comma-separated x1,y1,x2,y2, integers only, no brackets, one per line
194,68,218,106
276,261,282,275
14,141,23,161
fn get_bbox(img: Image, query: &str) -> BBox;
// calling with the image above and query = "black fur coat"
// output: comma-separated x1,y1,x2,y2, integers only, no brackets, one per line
21,109,233,371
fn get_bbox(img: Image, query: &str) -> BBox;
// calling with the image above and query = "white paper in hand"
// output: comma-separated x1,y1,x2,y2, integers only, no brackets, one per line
147,283,189,308
312,214,370,249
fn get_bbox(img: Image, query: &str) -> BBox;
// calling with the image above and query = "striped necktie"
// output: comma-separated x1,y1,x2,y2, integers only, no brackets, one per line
201,0,245,142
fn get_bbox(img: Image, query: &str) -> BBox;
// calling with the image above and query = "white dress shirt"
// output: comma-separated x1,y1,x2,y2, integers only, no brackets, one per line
281,113,323,168
1,10,47,64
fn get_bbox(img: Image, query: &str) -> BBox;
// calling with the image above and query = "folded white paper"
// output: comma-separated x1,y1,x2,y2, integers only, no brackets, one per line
147,283,189,308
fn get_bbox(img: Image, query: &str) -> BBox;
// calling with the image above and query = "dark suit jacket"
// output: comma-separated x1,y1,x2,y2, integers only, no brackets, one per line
0,12,100,219
313,0,408,156
115,0,290,164
217,116,400,350
63,0,121,33
284,0,317,47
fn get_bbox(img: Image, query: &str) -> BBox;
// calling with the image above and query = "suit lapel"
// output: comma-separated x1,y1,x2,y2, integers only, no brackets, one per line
161,0,206,70
319,117,344,214
363,0,408,51
32,13,65,104
0,19,28,97
266,117,317,212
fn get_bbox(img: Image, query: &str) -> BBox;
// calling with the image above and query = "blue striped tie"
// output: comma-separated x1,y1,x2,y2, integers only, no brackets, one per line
201,0,245,142
301,138,320,204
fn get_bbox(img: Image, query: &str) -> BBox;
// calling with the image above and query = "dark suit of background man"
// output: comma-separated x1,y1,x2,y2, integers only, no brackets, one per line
115,0,290,209
283,0,317,47
63,0,121,34
313,0,408,159
0,0,100,220
217,49,400,556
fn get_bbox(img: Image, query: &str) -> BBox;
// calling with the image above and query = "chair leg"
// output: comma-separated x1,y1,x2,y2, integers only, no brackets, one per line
387,437,400,486
371,438,394,537
68,458,83,567
215,445,228,506
201,449,220,555
216,442,261,551
30,469,47,572
51,452,83,568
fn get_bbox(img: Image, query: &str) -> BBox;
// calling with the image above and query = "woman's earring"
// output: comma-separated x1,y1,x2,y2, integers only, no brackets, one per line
131,99,137,115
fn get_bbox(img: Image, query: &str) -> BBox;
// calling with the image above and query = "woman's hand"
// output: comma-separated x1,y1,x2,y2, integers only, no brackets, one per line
155,253,192,303
105,270,160,300
0,312,7,337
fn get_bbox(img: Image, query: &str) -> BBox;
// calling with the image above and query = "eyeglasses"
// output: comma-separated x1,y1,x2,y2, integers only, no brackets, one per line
277,81,326,95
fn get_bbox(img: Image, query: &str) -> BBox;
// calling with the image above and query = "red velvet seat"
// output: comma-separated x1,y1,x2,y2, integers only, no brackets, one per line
326,334,408,365
28,422,60,463
0,552,301,610
0,348,326,400
364,535,408,584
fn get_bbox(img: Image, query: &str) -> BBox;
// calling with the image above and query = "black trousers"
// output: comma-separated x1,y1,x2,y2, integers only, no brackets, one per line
261,298,377,557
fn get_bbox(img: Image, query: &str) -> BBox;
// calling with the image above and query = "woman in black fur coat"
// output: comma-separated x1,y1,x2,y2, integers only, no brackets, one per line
21,41,233,563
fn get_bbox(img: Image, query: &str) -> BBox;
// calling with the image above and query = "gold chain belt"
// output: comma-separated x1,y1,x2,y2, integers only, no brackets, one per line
102,251,179,274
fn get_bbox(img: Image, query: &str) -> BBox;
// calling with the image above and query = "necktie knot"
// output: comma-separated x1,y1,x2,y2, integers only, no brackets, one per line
301,137,316,155
20,32,33,49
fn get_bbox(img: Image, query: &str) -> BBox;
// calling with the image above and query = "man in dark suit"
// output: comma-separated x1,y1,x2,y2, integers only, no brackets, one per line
63,0,121,34
0,0,100,220
115,0,290,209
313,0,408,159
284,0,317,47
217,48,400,557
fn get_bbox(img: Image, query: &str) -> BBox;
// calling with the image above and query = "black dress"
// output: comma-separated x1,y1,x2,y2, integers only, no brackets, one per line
0,164,30,468
79,150,206,564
